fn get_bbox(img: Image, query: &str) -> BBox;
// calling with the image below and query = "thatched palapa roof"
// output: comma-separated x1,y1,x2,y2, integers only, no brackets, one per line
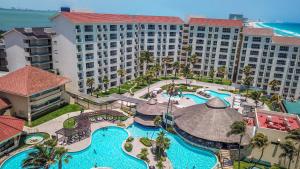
136,99,176,116
173,98,252,145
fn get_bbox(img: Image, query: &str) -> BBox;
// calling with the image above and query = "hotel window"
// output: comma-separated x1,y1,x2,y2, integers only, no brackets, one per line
222,28,231,33
158,25,162,30
209,27,213,32
84,25,93,32
141,24,145,29
170,25,177,30
249,57,258,62
110,42,117,48
147,39,154,43
294,47,298,52
215,27,219,32
110,34,117,40
213,41,217,45
235,29,239,33
244,36,249,41
85,35,93,42
252,37,261,42
86,62,94,69
169,38,176,43
190,26,194,30
85,53,94,60
251,44,260,49
278,53,287,58
264,45,269,50
266,38,270,43
75,25,81,32
170,32,176,37
271,46,275,50
197,33,205,38
221,35,230,40
86,71,94,77
197,26,205,31
221,41,229,46
126,24,132,30
220,48,228,53
148,32,155,37
148,24,155,30
276,60,286,65
279,46,289,52
275,67,284,72
243,43,247,48
250,50,259,55
268,59,273,64
126,32,133,38
110,50,117,56
110,25,117,31
85,44,94,51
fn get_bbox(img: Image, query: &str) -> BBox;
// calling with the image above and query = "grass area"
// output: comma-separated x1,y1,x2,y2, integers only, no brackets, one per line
234,161,266,169
139,137,152,147
95,76,179,97
63,117,76,128
161,83,203,92
26,104,81,127
193,76,232,86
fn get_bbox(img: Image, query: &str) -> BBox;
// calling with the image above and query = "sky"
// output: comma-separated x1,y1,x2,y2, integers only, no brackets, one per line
0,0,300,22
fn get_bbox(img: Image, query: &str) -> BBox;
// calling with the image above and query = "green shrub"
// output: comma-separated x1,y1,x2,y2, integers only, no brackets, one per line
139,137,152,147
166,126,176,134
124,142,133,152
126,137,134,142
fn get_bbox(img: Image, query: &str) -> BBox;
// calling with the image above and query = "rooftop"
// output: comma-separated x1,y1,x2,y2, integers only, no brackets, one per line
243,27,274,36
0,98,11,110
257,110,300,132
0,115,24,142
0,66,70,97
59,12,184,24
272,36,300,46
7,27,54,39
188,17,243,27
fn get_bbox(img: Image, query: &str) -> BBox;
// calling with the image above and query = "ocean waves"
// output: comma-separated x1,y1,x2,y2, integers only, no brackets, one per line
254,22,300,37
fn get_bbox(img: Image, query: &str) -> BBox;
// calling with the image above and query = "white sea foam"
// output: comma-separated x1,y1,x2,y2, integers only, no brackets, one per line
257,22,300,37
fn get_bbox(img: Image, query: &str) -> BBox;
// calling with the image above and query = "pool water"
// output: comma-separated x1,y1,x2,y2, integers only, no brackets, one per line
24,134,44,145
127,123,217,169
1,127,147,169
205,90,231,106
1,125,217,169
163,90,230,106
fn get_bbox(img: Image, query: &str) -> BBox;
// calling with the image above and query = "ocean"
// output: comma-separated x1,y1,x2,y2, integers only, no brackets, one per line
0,8,56,31
254,22,300,37
1,8,300,38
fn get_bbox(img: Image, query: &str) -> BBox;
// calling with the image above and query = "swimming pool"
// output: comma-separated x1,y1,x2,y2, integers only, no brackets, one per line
163,90,230,106
127,123,217,169
1,125,217,169
0,127,147,169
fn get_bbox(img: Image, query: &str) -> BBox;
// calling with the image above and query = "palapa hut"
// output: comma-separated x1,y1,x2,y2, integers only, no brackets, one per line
173,98,253,150
135,99,177,127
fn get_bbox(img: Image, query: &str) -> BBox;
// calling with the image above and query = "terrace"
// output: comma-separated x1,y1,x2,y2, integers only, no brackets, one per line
256,110,300,131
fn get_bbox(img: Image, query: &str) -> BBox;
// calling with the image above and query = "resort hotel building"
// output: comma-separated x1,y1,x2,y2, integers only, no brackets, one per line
0,66,70,125
1,11,300,99
3,27,55,72
50,12,184,94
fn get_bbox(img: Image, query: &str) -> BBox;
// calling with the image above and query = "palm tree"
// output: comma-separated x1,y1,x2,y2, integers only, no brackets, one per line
250,133,269,169
152,64,162,79
270,94,282,111
156,159,164,169
243,65,252,77
260,95,268,106
102,75,109,92
280,140,297,169
250,91,262,107
154,116,162,127
165,83,176,128
242,76,254,97
138,148,149,162
286,129,300,169
117,69,126,94
155,131,170,159
145,70,154,97
208,67,215,82
188,54,197,69
269,79,281,93
86,78,95,96
172,61,180,80
22,144,55,169
55,147,72,169
140,51,154,74
227,121,247,169
181,64,191,86
217,66,226,82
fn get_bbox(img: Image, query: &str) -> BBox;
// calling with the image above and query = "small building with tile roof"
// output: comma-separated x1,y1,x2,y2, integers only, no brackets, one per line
0,65,70,125
0,115,24,156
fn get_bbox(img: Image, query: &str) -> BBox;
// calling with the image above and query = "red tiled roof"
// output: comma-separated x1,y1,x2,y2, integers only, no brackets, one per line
0,115,24,142
257,112,300,131
60,12,184,24
243,27,274,36
0,98,11,110
272,36,300,46
188,18,243,27
0,66,70,97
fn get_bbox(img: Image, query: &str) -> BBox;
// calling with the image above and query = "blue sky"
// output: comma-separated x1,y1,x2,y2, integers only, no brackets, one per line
1,0,300,22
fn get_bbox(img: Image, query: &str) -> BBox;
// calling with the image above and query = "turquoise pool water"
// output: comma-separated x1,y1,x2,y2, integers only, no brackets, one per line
163,90,230,106
1,125,217,169
1,127,147,169
127,123,217,169
205,90,231,106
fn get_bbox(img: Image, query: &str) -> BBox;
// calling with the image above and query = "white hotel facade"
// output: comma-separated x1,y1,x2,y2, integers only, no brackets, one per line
3,11,300,99
51,12,183,93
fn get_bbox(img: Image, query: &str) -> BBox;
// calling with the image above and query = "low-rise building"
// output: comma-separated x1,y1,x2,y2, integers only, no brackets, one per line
0,66,70,125
251,109,300,168
0,115,24,156
3,27,55,72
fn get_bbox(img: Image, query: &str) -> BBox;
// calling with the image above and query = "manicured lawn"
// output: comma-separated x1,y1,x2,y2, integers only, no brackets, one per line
26,104,81,127
161,83,203,92
194,76,232,86
63,117,76,128
234,161,266,169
